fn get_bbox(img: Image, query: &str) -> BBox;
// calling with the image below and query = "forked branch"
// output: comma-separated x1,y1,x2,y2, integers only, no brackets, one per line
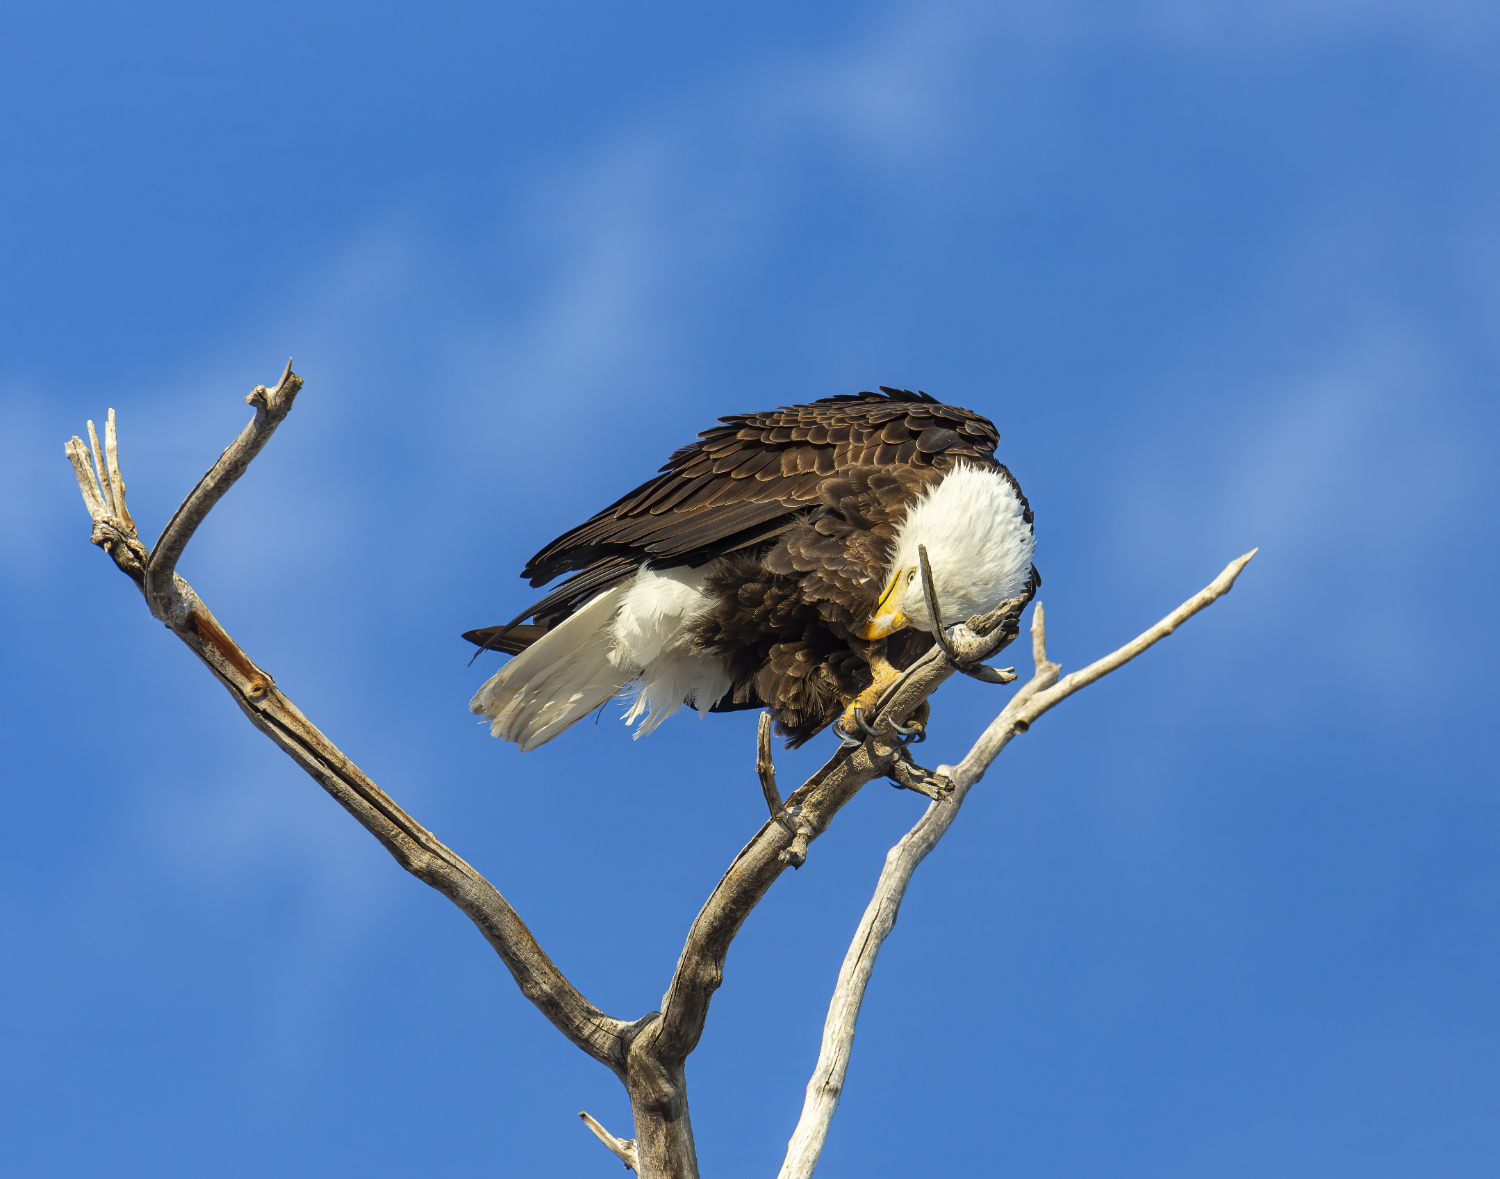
636,593,1030,1077
64,368,1019,1179
64,371,633,1075
777,551,1257,1179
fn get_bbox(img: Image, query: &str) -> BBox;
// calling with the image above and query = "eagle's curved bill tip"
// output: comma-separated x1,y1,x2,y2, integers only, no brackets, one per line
859,567,916,639
858,610,909,640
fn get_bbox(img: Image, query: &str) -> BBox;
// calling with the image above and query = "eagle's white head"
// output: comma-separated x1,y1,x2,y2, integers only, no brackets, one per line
861,463,1035,638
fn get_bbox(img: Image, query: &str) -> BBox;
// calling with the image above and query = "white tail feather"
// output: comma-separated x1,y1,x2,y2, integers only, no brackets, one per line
611,565,733,738
470,564,734,751
469,587,631,752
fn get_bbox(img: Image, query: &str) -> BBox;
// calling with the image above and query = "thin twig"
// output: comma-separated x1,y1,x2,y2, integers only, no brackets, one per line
953,549,1258,786
86,419,115,517
757,713,814,867
104,408,134,532
917,542,1021,684
147,357,300,598
757,712,784,815
65,437,107,517
917,543,960,663
777,551,1256,1179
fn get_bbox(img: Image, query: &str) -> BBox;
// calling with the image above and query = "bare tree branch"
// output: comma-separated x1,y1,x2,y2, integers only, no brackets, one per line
65,364,1251,1179
71,370,1011,1179
612,596,1030,1177
146,358,299,611
65,377,634,1076
639,595,1031,1063
104,408,135,533
777,551,1257,1179
953,550,1257,783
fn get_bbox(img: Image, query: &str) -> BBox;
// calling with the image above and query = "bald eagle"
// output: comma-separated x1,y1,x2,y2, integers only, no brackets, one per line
464,388,1038,751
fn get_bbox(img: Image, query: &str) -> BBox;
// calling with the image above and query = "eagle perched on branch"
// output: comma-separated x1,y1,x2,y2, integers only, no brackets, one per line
465,388,1038,751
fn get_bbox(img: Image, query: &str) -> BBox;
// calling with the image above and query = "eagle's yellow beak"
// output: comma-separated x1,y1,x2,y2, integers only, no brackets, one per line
858,568,914,640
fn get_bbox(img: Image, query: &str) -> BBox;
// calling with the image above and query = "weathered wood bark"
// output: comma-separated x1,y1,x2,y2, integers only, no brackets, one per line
64,364,1046,1179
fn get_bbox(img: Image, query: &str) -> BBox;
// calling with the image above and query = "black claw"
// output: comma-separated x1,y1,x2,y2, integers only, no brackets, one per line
885,750,953,800
836,714,862,748
846,707,926,749
890,718,926,745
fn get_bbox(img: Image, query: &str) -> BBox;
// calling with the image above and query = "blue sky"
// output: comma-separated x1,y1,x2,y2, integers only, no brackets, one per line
3,1,1498,1176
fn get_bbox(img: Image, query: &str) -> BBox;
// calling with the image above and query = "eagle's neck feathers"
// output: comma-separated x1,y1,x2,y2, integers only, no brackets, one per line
884,464,1035,632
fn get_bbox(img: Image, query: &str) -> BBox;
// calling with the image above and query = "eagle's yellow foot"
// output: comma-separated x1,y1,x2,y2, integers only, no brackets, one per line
836,650,905,739
835,662,947,797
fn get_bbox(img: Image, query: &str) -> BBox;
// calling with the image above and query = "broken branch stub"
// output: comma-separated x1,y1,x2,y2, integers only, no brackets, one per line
580,1111,640,1172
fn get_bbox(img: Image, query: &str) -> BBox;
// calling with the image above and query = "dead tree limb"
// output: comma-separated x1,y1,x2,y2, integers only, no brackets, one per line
65,371,635,1071
777,551,1257,1179
614,591,1027,1173
63,366,1034,1179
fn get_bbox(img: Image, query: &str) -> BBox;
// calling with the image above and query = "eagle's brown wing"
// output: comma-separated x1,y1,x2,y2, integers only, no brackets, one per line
463,388,1007,653
523,388,1002,584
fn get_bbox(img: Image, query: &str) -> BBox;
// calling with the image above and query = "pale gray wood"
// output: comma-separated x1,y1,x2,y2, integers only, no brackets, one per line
778,555,1256,1179
104,409,135,533
86,419,115,517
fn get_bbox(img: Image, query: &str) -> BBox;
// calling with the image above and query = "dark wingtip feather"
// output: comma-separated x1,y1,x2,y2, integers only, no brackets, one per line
461,623,549,658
